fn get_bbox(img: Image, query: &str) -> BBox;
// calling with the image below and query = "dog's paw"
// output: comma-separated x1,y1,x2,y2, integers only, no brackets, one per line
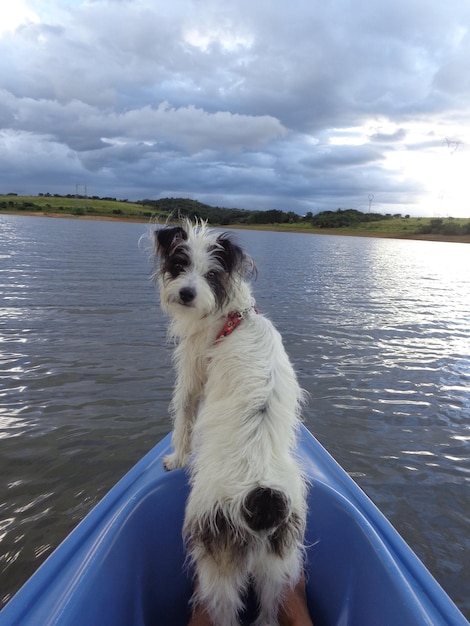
163,452,185,471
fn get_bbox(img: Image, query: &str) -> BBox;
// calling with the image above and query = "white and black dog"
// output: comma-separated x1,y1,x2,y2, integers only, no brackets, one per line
155,220,307,626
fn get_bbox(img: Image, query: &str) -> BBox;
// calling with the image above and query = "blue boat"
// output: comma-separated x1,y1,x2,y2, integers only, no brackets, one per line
1,425,468,625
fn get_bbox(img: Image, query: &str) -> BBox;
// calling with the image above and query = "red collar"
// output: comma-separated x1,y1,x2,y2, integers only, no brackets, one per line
214,308,256,344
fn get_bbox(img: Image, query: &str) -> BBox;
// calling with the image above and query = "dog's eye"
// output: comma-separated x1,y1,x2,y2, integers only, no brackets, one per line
205,271,217,280
167,261,187,277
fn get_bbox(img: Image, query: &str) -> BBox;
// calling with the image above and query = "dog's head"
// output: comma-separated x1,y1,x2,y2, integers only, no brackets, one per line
155,220,255,319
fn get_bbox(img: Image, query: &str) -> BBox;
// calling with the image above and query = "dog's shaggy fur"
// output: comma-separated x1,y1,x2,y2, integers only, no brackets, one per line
155,220,307,626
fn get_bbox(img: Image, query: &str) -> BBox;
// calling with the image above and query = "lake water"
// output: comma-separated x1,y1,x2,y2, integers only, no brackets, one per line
1,214,469,618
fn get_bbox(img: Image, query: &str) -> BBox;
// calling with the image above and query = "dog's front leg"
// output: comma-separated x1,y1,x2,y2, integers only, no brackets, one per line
163,389,200,471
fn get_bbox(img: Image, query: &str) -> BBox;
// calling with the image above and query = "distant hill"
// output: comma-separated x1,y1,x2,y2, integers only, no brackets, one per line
0,193,303,225
311,208,399,228
138,197,302,225
138,197,253,224
1,195,469,238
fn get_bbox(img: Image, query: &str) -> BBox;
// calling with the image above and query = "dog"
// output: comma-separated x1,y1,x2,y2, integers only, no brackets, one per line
155,220,307,626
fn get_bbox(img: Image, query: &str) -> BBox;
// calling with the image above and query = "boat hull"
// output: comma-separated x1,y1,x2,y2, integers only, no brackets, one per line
1,425,467,625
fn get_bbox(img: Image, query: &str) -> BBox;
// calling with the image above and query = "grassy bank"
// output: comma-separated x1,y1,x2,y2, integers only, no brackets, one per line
0,194,162,221
227,219,470,243
1,195,469,243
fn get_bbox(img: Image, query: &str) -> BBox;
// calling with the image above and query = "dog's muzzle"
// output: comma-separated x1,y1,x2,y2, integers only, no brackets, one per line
179,287,196,305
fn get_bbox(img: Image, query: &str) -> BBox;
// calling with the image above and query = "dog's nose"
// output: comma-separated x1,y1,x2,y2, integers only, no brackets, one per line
179,287,196,304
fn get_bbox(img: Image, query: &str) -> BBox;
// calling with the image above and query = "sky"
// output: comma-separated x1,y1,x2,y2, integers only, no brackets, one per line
1,0,470,217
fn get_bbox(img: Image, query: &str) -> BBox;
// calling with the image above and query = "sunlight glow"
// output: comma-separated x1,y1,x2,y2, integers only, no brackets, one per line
385,124,470,218
327,119,470,217
0,2,40,36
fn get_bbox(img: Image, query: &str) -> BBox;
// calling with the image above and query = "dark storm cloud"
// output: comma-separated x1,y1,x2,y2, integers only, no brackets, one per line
370,129,408,144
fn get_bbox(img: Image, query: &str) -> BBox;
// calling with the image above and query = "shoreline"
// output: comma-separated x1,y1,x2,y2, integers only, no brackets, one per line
2,210,470,244
226,222,470,243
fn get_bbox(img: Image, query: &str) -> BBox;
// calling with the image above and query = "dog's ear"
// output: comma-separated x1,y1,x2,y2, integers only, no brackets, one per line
155,226,187,258
215,234,256,277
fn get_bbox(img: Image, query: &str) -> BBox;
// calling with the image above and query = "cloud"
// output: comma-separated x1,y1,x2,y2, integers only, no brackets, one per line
0,0,470,216
3,91,285,153
370,129,408,143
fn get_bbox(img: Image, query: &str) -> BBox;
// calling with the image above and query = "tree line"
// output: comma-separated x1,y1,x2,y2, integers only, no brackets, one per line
2,194,469,235
138,198,307,225
310,208,404,228
417,217,470,236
